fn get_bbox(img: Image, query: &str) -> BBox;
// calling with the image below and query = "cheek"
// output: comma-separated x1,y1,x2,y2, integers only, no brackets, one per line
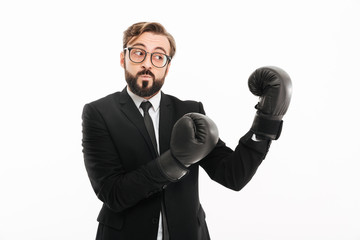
157,68,168,78
124,60,137,73
163,70,168,78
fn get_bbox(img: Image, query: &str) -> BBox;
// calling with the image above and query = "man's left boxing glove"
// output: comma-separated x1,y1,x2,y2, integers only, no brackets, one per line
248,66,292,140
156,113,219,181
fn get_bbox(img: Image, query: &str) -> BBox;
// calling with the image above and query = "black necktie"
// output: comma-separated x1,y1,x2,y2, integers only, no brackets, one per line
140,101,169,239
140,101,158,155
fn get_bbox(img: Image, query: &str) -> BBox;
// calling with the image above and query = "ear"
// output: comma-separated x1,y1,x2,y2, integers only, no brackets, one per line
120,51,125,68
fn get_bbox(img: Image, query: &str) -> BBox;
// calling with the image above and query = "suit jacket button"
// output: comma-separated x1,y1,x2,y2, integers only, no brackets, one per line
152,218,158,224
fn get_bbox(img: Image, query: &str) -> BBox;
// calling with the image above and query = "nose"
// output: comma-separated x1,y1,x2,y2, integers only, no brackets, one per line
141,53,152,69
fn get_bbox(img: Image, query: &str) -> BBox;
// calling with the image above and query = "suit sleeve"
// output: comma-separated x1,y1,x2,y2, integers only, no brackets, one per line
82,103,170,212
198,102,271,191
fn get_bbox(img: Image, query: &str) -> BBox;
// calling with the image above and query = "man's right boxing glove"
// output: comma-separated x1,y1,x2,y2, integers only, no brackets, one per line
156,113,219,181
248,66,292,140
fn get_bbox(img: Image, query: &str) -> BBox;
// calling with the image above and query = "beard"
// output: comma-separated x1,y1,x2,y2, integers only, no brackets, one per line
125,68,166,98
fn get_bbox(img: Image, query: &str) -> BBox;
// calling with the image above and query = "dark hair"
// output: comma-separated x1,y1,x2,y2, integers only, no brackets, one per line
123,22,176,58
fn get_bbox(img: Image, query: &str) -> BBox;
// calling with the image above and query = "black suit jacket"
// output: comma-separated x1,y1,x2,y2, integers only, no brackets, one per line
82,88,270,240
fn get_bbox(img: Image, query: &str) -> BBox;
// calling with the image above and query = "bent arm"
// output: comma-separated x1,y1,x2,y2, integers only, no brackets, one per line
196,102,270,191
82,104,170,212
200,132,270,191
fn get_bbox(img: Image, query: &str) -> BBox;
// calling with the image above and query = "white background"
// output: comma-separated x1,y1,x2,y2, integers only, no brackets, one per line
1,0,359,239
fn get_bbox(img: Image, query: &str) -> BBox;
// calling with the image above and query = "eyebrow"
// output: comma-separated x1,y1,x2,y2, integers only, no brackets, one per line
131,43,167,54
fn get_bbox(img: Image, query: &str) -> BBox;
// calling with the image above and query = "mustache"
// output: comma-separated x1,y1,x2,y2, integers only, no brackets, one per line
136,69,155,79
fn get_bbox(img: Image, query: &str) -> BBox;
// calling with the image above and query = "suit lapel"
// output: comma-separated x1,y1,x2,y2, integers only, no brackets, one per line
117,88,158,158
159,92,174,155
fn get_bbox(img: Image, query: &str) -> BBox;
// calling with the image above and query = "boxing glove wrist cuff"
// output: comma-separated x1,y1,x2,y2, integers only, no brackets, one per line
251,114,283,140
156,150,189,182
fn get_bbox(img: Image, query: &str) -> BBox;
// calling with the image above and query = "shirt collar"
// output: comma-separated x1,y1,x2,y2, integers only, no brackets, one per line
126,86,161,112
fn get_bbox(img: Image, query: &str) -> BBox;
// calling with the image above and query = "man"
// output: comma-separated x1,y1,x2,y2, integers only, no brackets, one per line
82,22,292,240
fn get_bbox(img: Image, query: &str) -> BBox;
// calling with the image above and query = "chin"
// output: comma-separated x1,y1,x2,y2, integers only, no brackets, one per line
139,80,153,89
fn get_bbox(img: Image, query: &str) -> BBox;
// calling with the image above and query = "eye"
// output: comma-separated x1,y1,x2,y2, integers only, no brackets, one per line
133,50,144,56
153,53,165,61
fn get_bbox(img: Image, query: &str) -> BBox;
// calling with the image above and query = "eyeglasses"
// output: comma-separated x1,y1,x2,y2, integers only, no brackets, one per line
124,47,171,68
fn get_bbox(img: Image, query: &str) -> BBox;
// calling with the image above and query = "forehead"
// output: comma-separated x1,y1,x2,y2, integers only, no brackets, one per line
128,32,171,54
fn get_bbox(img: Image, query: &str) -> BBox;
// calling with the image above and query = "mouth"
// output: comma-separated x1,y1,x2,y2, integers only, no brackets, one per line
139,74,153,80
136,69,155,89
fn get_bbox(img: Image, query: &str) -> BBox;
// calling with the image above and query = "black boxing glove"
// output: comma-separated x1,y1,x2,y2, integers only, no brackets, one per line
156,113,219,181
248,66,292,140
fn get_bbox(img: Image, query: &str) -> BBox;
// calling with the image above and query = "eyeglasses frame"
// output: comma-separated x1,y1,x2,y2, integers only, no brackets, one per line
124,47,172,68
